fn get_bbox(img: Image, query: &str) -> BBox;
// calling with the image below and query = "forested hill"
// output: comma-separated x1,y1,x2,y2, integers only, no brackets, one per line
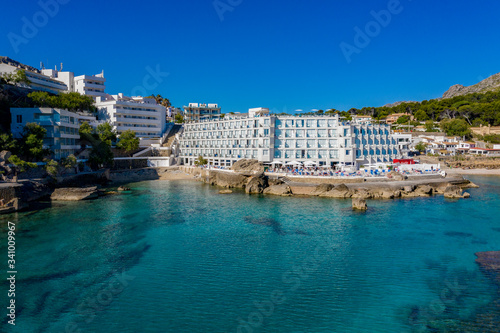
354,88,500,126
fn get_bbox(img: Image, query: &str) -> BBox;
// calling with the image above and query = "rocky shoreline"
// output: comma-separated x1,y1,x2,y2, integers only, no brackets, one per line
180,160,476,201
0,160,483,214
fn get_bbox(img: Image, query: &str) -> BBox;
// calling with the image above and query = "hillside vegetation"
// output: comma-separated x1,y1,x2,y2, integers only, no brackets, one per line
352,89,500,127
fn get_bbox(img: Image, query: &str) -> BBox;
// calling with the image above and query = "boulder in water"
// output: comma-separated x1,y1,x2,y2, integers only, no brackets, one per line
352,198,367,211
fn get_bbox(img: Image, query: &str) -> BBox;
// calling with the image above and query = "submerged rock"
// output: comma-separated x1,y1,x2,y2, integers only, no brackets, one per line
51,187,99,201
219,189,233,194
475,251,500,284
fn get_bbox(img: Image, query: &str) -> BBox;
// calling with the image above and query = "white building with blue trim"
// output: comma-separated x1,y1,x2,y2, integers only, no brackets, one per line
179,108,404,168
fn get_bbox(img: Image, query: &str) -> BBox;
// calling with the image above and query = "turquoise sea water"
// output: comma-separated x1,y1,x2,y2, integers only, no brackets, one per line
1,176,500,332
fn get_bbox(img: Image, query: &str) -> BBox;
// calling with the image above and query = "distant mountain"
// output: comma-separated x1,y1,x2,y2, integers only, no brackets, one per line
441,72,500,99
383,101,417,108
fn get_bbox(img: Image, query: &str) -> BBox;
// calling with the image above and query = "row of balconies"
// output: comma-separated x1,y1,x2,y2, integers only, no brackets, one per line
182,144,269,149
278,145,340,149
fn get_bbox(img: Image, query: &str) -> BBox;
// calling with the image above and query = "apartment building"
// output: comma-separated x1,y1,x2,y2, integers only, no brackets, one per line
96,94,166,138
1,57,107,99
74,73,106,98
183,103,221,122
179,109,403,168
10,108,97,159
0,58,68,94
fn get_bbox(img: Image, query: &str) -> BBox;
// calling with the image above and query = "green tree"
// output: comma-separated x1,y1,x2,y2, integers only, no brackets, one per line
96,122,117,146
60,154,77,174
425,120,435,132
44,159,59,177
8,155,37,177
415,142,427,153
440,119,471,137
147,94,171,108
396,115,410,124
414,110,429,121
1,69,31,86
79,121,94,135
117,130,139,156
20,123,50,161
28,91,95,112
175,113,184,123
194,155,208,166
0,133,17,152
79,131,114,170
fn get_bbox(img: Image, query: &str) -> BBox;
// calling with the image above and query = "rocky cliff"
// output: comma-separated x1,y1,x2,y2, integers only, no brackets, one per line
441,72,500,99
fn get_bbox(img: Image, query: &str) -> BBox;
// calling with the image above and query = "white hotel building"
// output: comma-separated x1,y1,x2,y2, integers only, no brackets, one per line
179,108,404,168
96,94,166,138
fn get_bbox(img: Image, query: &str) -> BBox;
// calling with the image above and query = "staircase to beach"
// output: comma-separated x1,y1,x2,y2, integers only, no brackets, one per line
162,124,182,148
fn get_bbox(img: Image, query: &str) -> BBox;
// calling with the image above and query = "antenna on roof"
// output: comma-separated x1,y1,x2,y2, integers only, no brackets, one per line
40,62,44,70
60,62,63,71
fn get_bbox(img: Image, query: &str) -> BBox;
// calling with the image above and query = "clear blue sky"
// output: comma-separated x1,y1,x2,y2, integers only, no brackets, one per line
1,0,499,113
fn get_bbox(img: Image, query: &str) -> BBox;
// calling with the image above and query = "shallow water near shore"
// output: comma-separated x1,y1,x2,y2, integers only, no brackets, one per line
1,176,500,332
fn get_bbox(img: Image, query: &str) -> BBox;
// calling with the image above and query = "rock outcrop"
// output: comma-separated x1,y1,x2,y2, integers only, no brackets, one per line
442,72,500,99
214,171,248,188
443,185,466,199
50,187,99,201
231,159,264,176
245,176,268,194
372,187,400,199
320,184,353,198
309,184,334,196
352,189,373,199
263,184,292,196
352,198,367,211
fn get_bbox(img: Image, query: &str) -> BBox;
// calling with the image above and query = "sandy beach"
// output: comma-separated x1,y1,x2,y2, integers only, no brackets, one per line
157,168,198,180
446,168,500,176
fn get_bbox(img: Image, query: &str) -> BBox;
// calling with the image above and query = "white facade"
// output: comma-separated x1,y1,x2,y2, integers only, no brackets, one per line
96,94,166,139
74,73,106,98
183,103,221,122
0,63,68,95
179,111,403,168
10,108,97,159
1,57,107,98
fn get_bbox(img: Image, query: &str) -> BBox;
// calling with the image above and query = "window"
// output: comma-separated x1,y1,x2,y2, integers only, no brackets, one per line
16,115,23,123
